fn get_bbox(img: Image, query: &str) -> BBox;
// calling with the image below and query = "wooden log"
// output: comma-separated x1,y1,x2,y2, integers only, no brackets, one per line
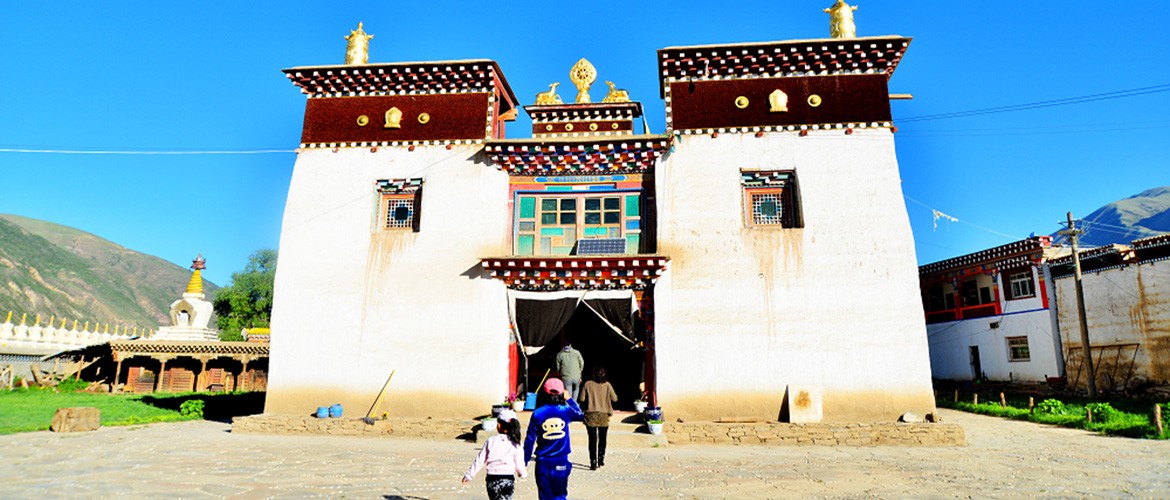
1086,407,1093,423
1029,397,1035,414
1000,392,1006,408
1155,404,1164,437
953,390,958,403
973,394,979,405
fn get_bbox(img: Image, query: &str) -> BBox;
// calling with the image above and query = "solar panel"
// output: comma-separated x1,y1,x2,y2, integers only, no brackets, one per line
576,238,627,255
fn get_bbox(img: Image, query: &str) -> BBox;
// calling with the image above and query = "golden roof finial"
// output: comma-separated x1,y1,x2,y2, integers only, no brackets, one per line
19,313,27,325
187,254,206,295
534,83,563,105
569,58,597,104
825,0,859,39
602,81,631,103
5,311,11,323
344,22,374,65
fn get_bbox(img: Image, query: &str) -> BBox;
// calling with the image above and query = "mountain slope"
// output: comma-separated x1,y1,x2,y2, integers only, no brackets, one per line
0,214,219,330
1053,187,1170,247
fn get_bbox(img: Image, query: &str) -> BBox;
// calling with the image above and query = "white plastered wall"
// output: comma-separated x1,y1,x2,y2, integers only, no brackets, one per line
653,129,937,422
266,145,512,417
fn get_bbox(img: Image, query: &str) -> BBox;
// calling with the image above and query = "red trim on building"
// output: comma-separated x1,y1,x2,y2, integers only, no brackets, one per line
668,75,892,131
480,256,669,291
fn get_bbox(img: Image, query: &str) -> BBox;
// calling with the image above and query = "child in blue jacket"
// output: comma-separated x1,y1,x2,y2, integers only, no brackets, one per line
524,377,585,500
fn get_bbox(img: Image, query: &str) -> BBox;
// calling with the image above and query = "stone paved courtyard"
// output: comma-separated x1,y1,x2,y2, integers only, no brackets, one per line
2,409,1167,498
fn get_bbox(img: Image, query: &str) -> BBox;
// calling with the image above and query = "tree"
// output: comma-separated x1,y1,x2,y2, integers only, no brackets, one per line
213,249,276,341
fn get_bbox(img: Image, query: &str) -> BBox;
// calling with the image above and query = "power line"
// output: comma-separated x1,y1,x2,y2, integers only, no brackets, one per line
897,83,1170,123
903,194,1023,240
0,147,295,155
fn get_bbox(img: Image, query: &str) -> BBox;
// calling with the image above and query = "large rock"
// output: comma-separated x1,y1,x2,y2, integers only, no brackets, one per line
51,407,101,432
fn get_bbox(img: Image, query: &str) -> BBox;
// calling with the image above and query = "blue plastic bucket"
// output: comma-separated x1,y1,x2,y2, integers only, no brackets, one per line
316,406,329,418
329,404,343,418
524,392,537,410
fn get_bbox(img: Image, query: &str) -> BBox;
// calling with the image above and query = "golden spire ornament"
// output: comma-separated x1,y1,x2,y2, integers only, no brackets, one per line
187,254,206,295
569,58,597,104
344,22,374,65
824,0,858,39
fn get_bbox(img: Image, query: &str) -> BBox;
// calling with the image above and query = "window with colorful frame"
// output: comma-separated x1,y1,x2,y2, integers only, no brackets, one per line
741,170,802,228
376,178,423,232
1007,336,1030,362
514,192,642,255
1004,269,1036,300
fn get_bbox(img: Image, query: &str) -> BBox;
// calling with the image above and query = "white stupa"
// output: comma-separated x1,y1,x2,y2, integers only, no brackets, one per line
153,254,218,342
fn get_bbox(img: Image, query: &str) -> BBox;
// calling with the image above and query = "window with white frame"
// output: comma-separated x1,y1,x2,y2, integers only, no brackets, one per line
741,170,802,228
1007,336,1030,362
376,178,423,232
1005,269,1035,300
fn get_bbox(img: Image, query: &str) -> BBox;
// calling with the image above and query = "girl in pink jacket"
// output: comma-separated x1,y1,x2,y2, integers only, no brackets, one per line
462,409,527,500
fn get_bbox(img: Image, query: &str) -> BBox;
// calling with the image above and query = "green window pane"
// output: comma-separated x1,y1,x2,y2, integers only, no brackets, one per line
541,199,557,211
585,198,601,210
560,198,576,210
603,211,620,224
760,200,779,217
541,237,552,254
625,234,640,254
519,197,536,219
608,227,620,238
541,227,564,236
541,213,557,224
625,195,640,216
553,245,573,255
519,221,535,231
604,197,620,210
585,212,601,224
560,213,576,224
584,227,607,237
517,235,534,255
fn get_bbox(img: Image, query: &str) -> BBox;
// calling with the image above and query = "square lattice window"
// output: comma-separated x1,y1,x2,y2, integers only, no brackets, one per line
383,196,416,229
741,170,802,228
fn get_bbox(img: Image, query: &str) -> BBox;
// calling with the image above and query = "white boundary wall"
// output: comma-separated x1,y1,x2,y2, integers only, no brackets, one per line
1053,259,1170,389
266,146,512,417
653,130,936,422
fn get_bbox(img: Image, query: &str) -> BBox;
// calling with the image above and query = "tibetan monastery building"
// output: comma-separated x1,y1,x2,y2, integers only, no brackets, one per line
266,11,936,423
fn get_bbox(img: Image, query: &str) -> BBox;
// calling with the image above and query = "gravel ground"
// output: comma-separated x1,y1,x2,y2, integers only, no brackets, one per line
1,409,1166,499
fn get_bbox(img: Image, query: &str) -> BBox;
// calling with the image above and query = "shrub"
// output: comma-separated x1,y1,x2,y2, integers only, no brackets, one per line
56,379,91,393
1085,402,1119,423
179,399,205,418
1036,399,1066,415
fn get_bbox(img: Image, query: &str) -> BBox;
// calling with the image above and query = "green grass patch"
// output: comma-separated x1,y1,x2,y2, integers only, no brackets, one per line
938,394,1169,440
0,383,265,434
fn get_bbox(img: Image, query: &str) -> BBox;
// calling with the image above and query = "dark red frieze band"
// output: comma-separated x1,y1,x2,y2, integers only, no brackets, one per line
300,93,495,144
668,74,892,131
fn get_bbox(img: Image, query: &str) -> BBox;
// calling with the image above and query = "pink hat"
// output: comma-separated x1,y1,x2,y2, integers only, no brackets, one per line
543,378,565,395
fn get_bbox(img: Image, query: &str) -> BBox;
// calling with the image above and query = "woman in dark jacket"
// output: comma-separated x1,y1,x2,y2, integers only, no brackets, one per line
577,366,618,470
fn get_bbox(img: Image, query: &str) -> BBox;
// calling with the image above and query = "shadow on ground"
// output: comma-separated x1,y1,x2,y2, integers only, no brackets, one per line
139,392,266,423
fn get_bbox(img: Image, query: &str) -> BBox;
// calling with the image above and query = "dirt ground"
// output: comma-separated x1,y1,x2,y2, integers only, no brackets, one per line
1,409,1166,498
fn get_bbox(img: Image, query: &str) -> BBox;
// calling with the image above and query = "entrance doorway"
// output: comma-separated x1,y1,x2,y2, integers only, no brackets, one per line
969,346,982,381
511,291,648,410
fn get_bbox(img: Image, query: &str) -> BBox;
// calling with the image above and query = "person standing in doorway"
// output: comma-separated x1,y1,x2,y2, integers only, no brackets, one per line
524,378,584,500
577,365,617,470
555,343,585,400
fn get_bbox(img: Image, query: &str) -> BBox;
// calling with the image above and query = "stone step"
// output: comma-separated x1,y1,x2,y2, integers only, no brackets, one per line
479,410,667,448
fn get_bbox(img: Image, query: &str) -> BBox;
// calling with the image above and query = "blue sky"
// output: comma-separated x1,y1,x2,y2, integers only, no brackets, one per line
1,1,1167,285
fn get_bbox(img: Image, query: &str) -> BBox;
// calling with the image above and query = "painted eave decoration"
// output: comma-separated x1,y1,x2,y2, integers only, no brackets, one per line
526,101,643,121
282,59,518,114
919,236,1051,277
1132,233,1170,250
485,135,670,175
656,35,911,98
480,256,670,291
1048,244,1137,278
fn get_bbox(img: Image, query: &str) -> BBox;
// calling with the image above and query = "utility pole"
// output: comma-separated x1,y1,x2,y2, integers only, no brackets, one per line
1059,212,1098,398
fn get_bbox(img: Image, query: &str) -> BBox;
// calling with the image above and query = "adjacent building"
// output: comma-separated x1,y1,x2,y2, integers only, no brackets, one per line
1050,234,1170,392
918,237,1065,383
